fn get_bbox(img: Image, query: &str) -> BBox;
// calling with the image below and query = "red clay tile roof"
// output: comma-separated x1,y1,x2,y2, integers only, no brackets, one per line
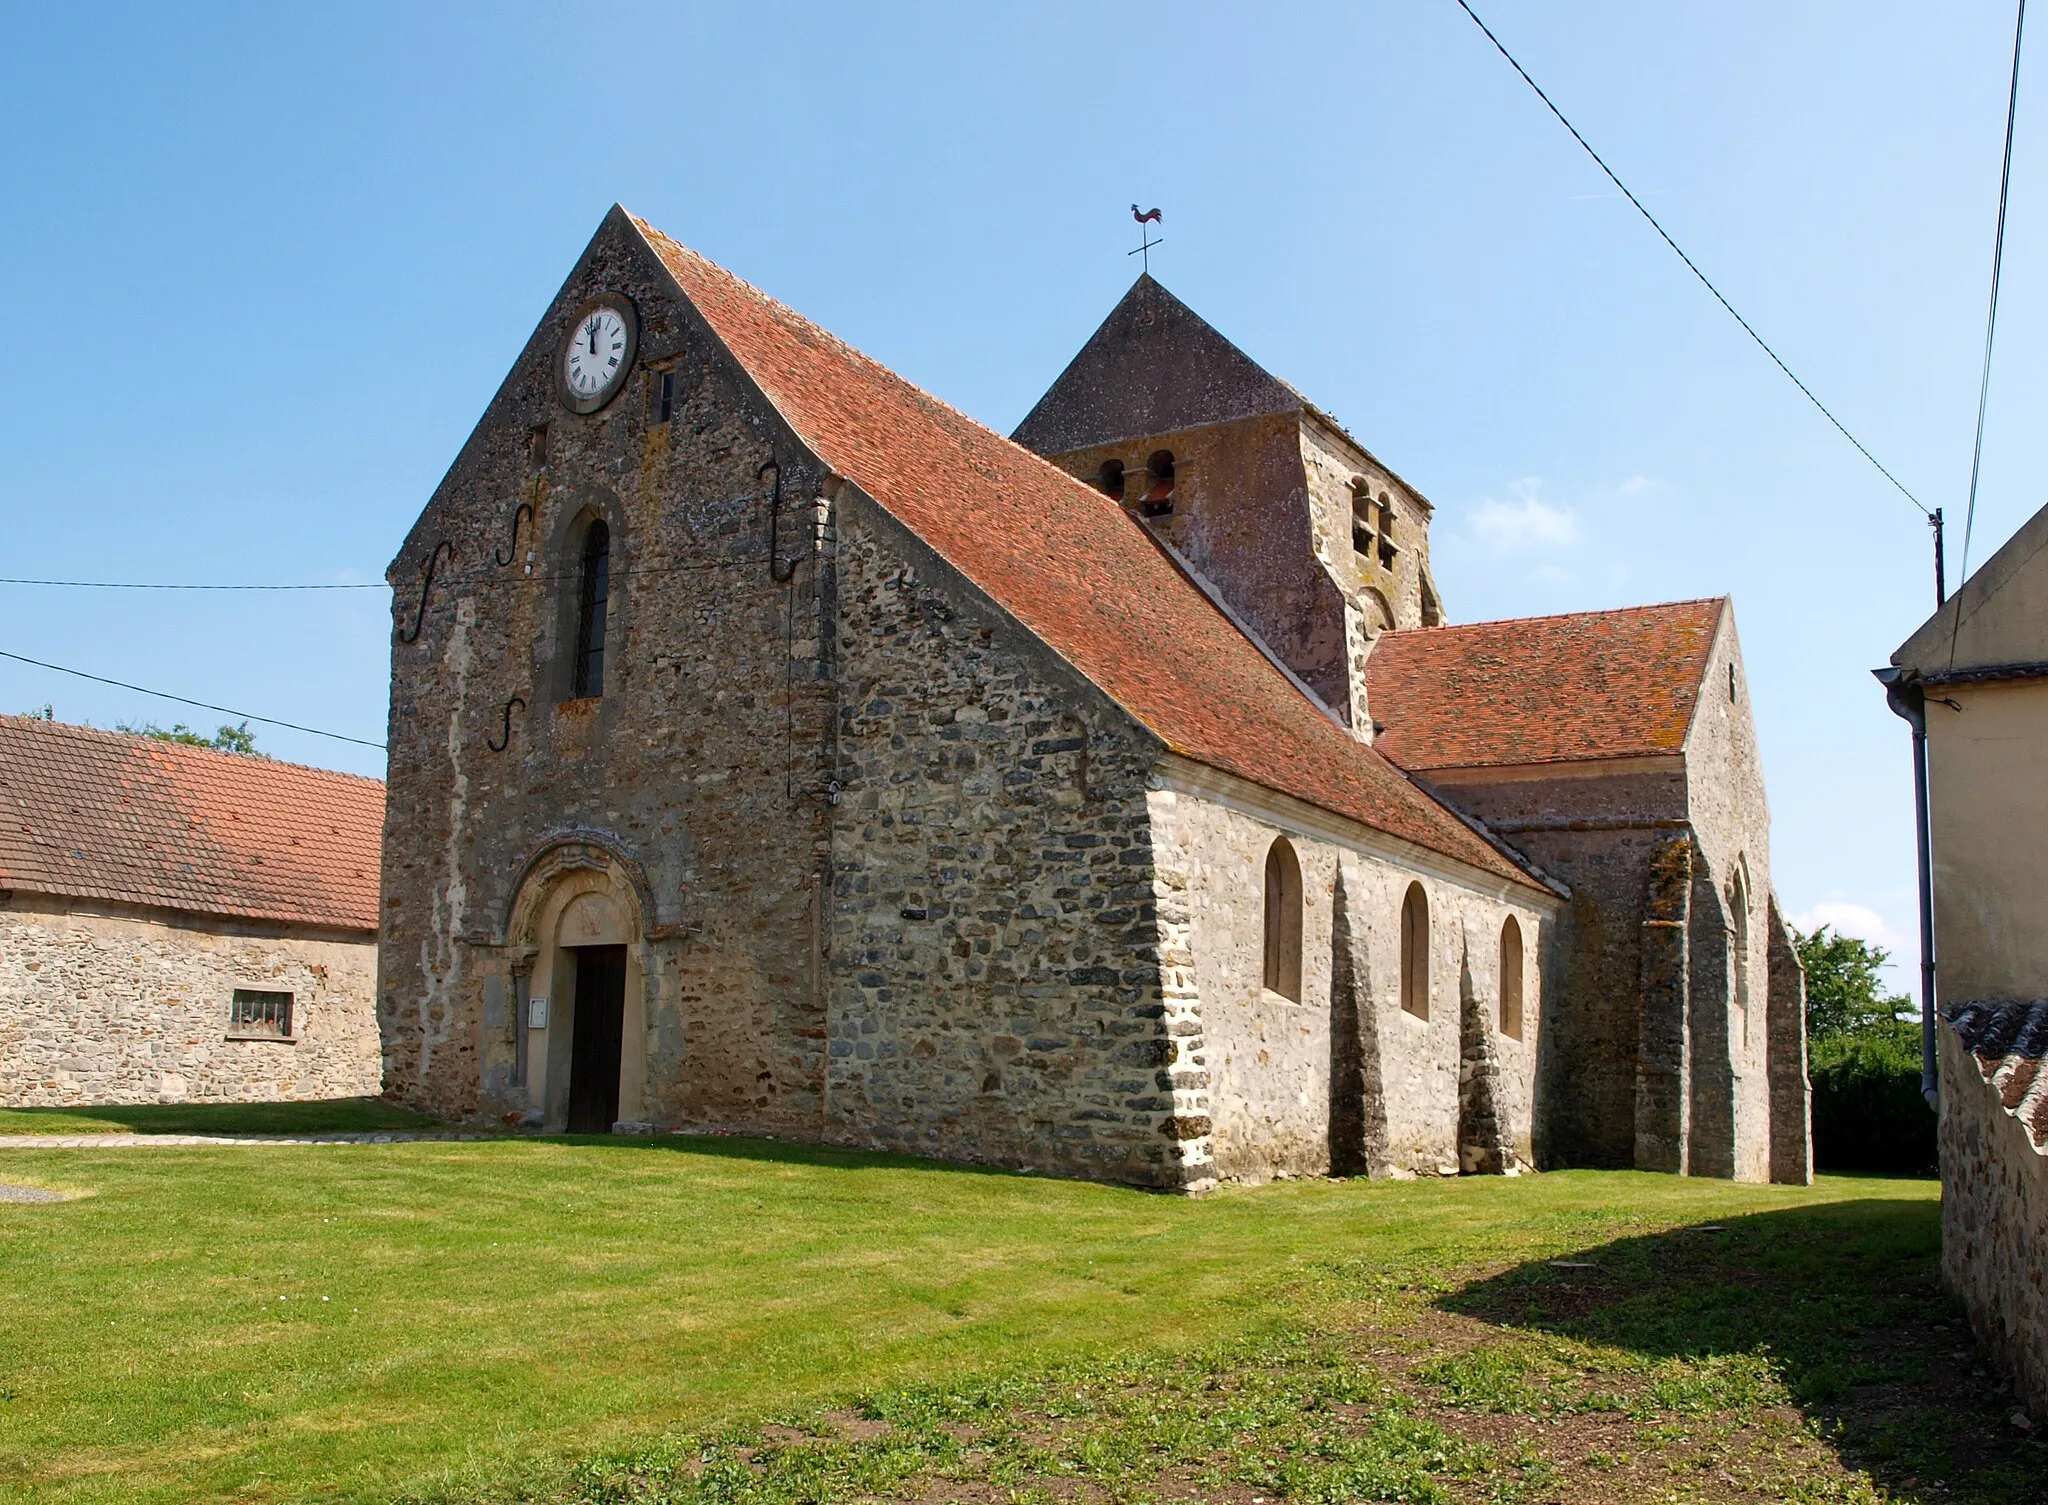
632,215,1548,893
0,716,383,932
1365,600,1725,771
1948,1000,2048,1156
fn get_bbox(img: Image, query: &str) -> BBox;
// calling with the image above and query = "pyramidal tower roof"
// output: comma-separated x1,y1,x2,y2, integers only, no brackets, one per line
1011,274,1301,454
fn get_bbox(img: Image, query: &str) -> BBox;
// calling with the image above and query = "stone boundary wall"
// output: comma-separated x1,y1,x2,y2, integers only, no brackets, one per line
1940,1018,2048,1415
0,902,381,1106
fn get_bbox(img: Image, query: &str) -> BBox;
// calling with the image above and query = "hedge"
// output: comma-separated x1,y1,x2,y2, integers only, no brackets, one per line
1808,1025,1938,1174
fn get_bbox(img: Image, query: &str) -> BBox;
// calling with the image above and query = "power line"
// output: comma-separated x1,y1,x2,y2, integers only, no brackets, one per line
1451,0,1932,518
0,578,384,591
0,649,385,750
0,555,782,594
1958,0,2029,590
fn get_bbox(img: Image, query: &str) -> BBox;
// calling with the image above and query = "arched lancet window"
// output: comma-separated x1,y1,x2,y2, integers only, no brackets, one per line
1262,837,1303,1001
1400,881,1430,1019
1097,458,1125,499
572,516,610,698
1142,450,1176,517
1499,915,1524,1040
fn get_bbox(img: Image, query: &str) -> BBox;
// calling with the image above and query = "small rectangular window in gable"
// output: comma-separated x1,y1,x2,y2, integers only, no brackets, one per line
228,989,294,1040
649,369,675,425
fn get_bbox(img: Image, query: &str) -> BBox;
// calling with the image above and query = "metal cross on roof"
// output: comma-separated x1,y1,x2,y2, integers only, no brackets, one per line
1128,205,1163,273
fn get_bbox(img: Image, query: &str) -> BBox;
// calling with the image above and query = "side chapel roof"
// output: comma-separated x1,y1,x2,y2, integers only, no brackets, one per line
0,715,384,932
1366,599,1726,771
629,213,1548,893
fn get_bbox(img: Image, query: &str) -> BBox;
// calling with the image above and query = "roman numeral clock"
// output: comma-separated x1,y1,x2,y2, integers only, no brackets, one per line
556,294,638,414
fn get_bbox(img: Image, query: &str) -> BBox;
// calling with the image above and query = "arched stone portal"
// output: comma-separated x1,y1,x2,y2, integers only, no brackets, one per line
503,841,653,1132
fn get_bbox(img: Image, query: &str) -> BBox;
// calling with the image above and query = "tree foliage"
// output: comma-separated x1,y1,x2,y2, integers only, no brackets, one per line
116,719,264,756
1795,925,1911,1038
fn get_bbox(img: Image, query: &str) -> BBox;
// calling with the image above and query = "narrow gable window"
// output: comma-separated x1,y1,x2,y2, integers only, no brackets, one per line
573,517,611,698
1262,837,1303,1000
1400,881,1430,1019
1499,916,1524,1039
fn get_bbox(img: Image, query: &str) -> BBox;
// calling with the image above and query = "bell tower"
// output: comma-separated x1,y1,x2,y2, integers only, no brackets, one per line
1014,276,1441,738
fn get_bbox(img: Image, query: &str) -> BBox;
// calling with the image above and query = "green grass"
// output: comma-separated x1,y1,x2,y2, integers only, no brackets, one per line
0,1097,443,1137
0,1139,2026,1505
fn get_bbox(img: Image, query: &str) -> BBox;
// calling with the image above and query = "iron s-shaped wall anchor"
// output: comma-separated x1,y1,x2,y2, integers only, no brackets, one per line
493,502,534,568
397,540,455,644
761,458,801,583
487,696,526,752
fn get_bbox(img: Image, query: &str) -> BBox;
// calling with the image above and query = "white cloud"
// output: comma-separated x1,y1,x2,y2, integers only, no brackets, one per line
1789,901,1906,953
1467,479,1580,557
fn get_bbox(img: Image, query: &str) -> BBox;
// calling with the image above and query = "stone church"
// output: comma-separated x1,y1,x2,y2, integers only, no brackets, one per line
378,206,1810,1189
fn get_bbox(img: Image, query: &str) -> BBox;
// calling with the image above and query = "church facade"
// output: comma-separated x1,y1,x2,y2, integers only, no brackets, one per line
377,207,1808,1188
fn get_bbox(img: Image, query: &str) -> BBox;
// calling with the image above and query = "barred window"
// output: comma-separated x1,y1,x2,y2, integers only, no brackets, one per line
229,989,293,1039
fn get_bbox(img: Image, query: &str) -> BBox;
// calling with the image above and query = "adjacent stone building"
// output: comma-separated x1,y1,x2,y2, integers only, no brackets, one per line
377,206,1805,1189
0,715,384,1105
1889,499,2048,1416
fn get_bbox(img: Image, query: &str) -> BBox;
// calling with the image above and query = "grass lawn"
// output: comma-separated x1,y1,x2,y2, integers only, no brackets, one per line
0,1131,2033,1504
0,1098,443,1138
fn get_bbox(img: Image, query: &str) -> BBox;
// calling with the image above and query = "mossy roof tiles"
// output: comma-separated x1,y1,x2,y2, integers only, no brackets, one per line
0,715,383,932
1365,599,1726,771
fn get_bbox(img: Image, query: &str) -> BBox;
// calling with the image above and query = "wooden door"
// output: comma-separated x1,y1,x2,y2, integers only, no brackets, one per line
567,944,627,1133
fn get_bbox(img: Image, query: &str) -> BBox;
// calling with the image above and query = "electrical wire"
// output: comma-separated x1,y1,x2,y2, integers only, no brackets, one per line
0,648,385,750
1957,0,2029,591
0,578,384,590
1450,0,1932,518
0,556,773,593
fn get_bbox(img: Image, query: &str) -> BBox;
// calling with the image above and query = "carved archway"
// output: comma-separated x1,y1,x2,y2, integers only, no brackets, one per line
500,834,656,1131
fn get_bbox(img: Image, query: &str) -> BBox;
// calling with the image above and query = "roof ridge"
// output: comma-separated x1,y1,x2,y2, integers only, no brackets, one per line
633,217,1107,497
0,713,385,787
1398,597,1727,634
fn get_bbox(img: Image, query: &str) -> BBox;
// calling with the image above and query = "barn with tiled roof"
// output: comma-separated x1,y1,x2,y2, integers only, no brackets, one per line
0,715,384,1106
374,206,1806,1190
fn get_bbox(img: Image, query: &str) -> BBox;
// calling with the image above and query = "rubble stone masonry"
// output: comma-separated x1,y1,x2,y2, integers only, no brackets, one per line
0,899,380,1105
1940,1023,2048,1415
376,214,1564,1188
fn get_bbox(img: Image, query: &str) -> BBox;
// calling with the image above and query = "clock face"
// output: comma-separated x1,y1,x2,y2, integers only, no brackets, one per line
557,296,637,413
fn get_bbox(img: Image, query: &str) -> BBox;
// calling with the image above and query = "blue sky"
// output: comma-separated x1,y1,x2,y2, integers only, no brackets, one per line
4,2,2039,987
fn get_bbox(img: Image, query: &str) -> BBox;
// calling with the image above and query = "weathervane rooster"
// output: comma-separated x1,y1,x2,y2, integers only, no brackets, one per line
1128,204,1163,272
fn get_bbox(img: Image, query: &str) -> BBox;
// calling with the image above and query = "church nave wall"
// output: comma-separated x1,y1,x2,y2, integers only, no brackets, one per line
820,495,1196,1188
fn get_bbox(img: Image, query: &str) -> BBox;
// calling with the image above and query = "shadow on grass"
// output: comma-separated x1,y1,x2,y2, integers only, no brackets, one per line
0,1096,444,1137
539,1128,1090,1185
1439,1195,2043,1503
